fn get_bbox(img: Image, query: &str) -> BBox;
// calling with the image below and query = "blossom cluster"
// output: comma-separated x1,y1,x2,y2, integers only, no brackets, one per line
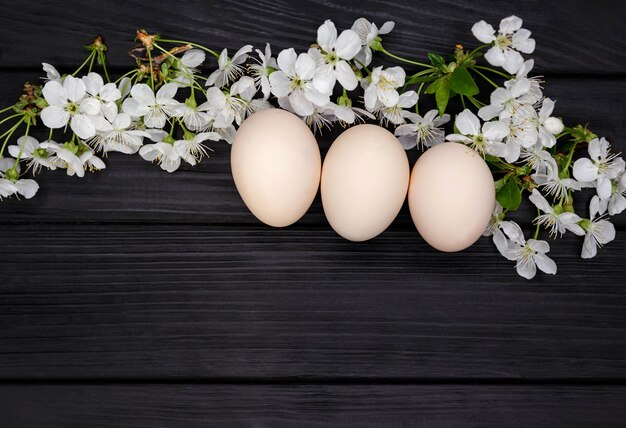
0,16,624,280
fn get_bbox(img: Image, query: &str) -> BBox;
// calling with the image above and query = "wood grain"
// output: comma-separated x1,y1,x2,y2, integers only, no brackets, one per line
1,384,625,428
0,0,625,74
1,225,625,380
1,0,626,425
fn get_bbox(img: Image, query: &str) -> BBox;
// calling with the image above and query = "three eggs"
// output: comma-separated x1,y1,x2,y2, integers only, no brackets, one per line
231,108,495,252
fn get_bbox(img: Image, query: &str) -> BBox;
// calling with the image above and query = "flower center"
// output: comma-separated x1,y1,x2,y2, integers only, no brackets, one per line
495,34,512,48
67,102,79,115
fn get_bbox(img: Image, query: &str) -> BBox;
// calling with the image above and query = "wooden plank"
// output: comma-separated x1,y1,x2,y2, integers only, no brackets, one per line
0,72,625,227
0,0,624,74
0,384,625,427
1,224,625,380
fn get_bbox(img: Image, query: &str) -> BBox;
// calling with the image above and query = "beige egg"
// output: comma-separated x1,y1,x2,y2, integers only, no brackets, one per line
231,108,321,227
321,124,410,242
408,142,495,252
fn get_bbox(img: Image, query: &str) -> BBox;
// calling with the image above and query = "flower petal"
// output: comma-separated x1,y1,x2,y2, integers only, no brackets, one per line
335,29,361,60
471,20,496,43
317,19,338,53
40,105,70,128
70,114,96,139
573,158,598,182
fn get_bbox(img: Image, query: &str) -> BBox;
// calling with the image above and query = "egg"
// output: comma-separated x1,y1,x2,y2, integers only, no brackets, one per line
321,124,410,242
231,108,321,227
408,142,495,252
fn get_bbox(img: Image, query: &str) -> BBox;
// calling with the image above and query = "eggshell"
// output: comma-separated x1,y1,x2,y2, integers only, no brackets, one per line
321,124,410,242
231,108,321,227
408,142,495,252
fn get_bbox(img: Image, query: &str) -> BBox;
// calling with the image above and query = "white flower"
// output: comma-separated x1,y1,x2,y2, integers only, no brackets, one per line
93,113,152,154
483,203,522,257
521,142,553,173
598,172,626,216
371,90,418,125
139,140,181,173
351,18,394,67
331,103,374,126
122,83,183,128
363,66,406,111
497,221,556,279
42,63,61,83
472,15,535,73
529,189,584,237
0,159,39,200
581,195,616,259
531,157,581,202
206,45,252,88
505,59,543,105
269,48,330,116
573,137,625,200
278,96,336,133
446,109,509,158
40,75,101,139
173,132,221,166
249,43,277,100
309,20,361,93
543,117,564,135
535,98,561,148
8,136,57,174
231,76,272,117
177,102,212,132
395,110,450,150
171,49,206,87
82,72,121,122
478,78,532,121
500,104,538,162
39,141,86,177
76,149,106,174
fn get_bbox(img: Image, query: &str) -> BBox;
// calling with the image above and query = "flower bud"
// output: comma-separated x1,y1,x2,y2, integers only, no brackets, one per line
544,117,564,135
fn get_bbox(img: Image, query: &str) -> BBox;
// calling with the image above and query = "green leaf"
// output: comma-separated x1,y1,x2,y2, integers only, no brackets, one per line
427,52,446,69
449,66,479,96
435,78,450,115
496,177,522,211
424,78,441,94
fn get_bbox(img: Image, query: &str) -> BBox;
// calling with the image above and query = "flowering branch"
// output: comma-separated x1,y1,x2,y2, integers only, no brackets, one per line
0,16,624,280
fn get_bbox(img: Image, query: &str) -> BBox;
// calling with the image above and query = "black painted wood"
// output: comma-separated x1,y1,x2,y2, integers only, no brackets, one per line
1,0,626,425
1,225,625,380
1,384,626,428
0,0,625,74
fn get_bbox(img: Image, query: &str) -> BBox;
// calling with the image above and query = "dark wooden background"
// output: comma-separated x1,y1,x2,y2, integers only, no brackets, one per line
0,0,625,426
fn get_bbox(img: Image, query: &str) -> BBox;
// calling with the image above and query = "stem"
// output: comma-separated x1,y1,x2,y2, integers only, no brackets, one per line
0,104,16,115
157,39,220,58
12,120,31,168
114,69,139,84
146,47,155,91
562,141,578,172
473,65,512,79
472,68,499,88
101,53,111,83
0,117,24,158
73,51,96,76
533,208,541,240
460,94,467,109
467,95,485,109
87,51,96,73
415,81,425,114
0,113,23,126
380,48,433,68
468,43,490,58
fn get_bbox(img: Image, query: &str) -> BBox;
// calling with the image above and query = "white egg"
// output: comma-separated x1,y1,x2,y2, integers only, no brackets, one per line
231,109,321,227
321,124,410,242
408,142,495,252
